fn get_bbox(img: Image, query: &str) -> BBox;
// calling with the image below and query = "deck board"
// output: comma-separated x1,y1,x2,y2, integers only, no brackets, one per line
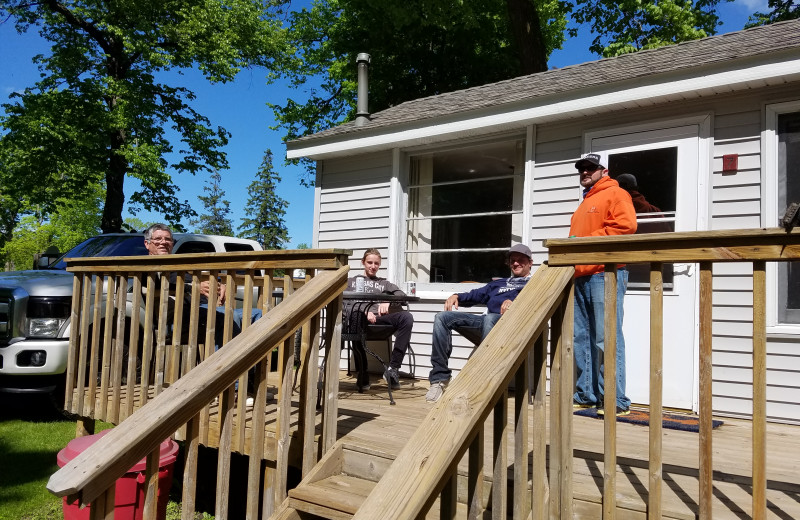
78,372,800,519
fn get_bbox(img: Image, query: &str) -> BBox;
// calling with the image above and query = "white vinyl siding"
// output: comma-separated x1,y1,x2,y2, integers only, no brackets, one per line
316,151,394,271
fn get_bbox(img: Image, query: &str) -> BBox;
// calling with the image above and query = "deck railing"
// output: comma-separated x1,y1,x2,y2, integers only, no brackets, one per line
48,249,350,519
351,228,800,520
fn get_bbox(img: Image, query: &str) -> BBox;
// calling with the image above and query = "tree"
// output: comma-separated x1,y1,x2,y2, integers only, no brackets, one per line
271,0,732,184
0,0,288,232
238,150,290,249
571,0,731,58
746,0,799,27
269,0,569,184
1,187,102,270
191,171,234,236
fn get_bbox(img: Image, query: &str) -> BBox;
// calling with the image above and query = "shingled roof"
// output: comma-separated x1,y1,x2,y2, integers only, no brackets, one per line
291,18,800,145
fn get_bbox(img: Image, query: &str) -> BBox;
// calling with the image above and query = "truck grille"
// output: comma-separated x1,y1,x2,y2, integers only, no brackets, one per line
0,287,27,345
0,296,10,341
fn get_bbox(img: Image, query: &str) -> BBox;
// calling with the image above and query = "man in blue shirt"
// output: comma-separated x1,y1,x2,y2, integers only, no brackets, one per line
426,244,533,403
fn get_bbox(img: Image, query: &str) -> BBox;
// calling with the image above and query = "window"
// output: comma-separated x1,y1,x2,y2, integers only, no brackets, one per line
777,112,800,324
406,139,524,285
607,148,678,290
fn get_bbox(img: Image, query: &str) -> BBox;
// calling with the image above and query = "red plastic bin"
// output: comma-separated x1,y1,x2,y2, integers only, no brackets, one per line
56,429,179,520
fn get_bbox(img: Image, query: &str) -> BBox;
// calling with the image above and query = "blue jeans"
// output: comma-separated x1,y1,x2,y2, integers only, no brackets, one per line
573,269,630,409
429,311,501,383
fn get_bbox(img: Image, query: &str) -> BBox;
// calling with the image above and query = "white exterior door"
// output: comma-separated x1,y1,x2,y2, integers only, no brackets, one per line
588,122,708,410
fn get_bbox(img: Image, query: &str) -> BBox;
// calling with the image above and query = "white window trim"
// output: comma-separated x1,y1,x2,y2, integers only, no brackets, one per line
763,100,800,334
400,131,531,296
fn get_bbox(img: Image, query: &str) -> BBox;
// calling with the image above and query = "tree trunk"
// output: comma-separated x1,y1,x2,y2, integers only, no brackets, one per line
101,127,126,233
506,0,549,75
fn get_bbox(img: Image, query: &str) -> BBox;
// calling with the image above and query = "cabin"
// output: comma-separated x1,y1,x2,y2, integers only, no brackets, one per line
46,20,800,520
287,19,800,424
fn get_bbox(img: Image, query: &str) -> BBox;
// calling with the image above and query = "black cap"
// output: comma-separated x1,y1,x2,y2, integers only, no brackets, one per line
575,153,604,170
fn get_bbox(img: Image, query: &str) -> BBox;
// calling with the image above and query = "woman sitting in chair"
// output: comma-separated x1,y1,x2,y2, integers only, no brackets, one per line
346,248,414,392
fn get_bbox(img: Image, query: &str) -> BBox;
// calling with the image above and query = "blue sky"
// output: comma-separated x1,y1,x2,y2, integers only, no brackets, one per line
0,1,766,248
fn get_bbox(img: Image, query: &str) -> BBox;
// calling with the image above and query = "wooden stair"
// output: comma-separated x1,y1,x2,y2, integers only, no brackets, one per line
281,442,478,520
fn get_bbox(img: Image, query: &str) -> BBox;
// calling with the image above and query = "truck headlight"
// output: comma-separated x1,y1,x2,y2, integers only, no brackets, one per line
26,296,71,338
27,318,66,338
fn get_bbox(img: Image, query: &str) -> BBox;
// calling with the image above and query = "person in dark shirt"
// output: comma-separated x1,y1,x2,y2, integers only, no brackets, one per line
346,248,414,392
425,243,533,403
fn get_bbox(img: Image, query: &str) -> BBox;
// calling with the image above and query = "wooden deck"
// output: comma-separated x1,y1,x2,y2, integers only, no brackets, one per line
85,371,800,520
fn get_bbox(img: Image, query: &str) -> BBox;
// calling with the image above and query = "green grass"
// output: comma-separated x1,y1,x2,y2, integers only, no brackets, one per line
0,394,75,520
0,394,116,520
0,394,213,520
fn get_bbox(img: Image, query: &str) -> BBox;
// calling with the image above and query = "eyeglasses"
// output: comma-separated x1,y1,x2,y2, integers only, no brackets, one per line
148,237,173,244
578,165,603,173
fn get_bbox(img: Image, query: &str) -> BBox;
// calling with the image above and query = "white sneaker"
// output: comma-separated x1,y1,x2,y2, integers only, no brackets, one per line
245,396,255,408
425,381,447,403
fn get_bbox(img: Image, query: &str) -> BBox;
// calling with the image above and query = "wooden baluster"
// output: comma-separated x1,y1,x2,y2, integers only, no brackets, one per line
89,485,115,520
99,274,116,419
649,263,664,520
202,271,218,446
110,274,128,423
74,273,94,416
154,272,170,395
142,447,161,520
247,352,270,519
254,270,277,519
226,273,248,454
698,262,713,520
752,261,767,520
65,273,83,413
468,429,485,520
530,329,547,519
603,264,618,520
215,387,236,519
237,271,255,453
140,273,156,407
126,274,143,420
559,287,574,520
264,335,294,518
440,470,458,520
321,295,343,451
169,271,186,386
492,391,508,520
548,286,564,520
513,357,530,520
184,272,201,379
181,416,201,520
88,274,104,416
300,313,321,476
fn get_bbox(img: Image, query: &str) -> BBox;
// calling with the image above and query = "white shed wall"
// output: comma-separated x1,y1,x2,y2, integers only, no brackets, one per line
314,85,800,423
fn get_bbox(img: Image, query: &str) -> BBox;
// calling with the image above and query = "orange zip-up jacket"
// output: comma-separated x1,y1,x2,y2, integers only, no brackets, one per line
568,175,637,278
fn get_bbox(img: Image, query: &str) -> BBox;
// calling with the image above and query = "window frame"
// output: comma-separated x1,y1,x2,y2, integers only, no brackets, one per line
403,135,527,292
764,100,800,333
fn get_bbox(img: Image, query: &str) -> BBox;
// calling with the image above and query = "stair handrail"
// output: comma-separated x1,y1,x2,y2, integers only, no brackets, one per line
47,265,349,508
351,263,575,520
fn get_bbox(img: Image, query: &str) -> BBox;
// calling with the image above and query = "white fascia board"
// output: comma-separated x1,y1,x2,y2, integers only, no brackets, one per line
287,58,800,160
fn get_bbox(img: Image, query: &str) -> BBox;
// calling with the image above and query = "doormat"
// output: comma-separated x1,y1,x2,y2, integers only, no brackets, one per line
574,408,723,432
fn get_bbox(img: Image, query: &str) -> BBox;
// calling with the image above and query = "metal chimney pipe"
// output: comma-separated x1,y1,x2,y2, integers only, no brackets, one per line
355,53,371,127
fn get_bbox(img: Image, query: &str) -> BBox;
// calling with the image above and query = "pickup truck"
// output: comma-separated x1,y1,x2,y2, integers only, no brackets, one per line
0,233,262,398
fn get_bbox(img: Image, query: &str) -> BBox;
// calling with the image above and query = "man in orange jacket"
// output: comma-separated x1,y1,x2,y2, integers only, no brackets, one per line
569,154,637,416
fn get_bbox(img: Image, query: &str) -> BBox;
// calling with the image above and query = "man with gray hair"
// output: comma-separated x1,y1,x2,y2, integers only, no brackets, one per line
143,223,260,345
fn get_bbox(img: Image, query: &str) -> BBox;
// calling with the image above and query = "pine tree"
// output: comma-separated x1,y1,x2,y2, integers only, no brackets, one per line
238,151,289,249
191,171,233,235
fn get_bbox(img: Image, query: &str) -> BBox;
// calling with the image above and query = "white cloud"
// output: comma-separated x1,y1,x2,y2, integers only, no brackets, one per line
737,0,769,11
